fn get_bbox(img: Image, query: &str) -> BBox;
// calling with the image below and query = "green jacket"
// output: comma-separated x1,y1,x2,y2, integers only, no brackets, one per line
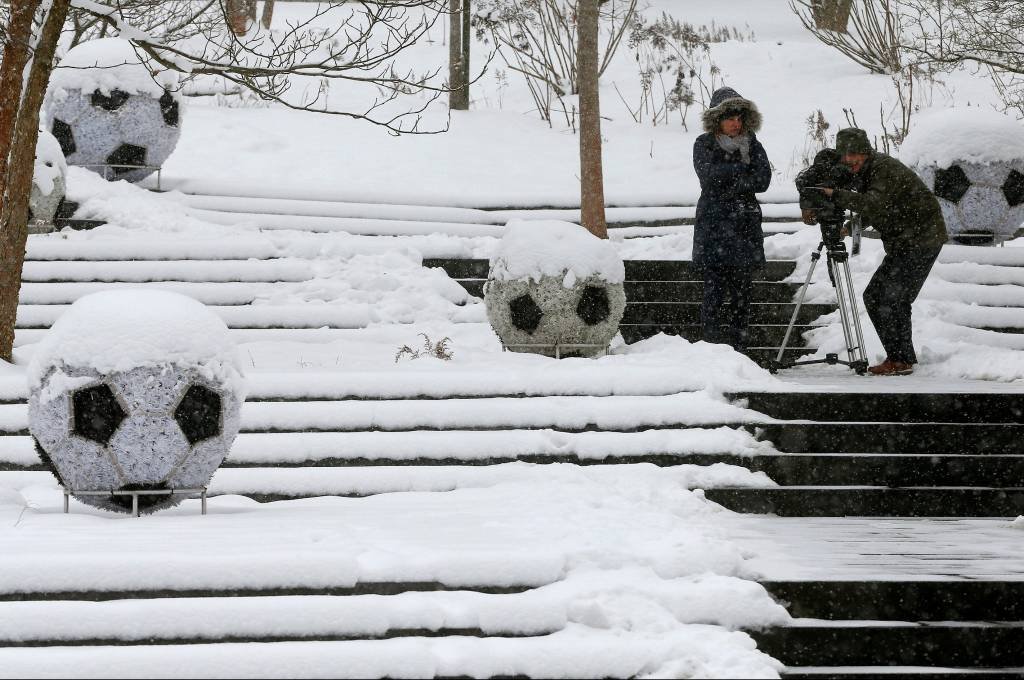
832,153,948,253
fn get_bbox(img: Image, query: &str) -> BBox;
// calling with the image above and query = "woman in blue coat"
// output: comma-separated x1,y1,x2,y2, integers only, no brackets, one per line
693,87,772,352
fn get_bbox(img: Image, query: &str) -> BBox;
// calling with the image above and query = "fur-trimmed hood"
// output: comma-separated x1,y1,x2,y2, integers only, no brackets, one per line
701,87,762,135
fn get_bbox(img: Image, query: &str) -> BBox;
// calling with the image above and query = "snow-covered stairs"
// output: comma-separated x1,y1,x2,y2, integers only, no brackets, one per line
711,389,1024,679
707,390,1024,516
63,192,806,235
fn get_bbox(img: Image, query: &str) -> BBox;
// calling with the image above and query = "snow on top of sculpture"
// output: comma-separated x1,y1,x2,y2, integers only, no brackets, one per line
490,219,626,285
28,290,245,514
485,220,626,358
43,38,183,183
29,129,67,225
901,107,1024,243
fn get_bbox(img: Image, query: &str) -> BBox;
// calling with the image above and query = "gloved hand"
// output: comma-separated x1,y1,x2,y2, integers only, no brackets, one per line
801,208,818,226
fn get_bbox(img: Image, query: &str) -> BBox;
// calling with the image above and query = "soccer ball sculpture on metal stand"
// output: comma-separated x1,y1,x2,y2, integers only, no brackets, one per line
28,291,245,516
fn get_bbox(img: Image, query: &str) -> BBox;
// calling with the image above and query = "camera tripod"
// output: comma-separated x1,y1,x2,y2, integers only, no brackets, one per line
769,219,868,375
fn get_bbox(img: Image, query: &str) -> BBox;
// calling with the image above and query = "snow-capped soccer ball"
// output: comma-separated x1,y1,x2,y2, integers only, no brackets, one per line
28,291,244,515
483,220,626,358
42,38,183,183
485,276,626,357
916,161,1024,243
901,107,1024,245
29,128,67,226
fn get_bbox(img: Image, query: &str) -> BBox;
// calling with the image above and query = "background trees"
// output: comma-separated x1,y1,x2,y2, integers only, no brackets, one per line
0,0,453,361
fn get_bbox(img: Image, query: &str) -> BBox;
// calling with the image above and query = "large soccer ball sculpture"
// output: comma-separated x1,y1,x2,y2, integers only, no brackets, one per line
42,38,183,183
28,291,245,514
29,128,67,228
902,108,1024,244
484,220,626,358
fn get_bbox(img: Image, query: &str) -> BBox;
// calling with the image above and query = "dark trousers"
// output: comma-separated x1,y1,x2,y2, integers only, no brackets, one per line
701,266,754,351
862,246,941,364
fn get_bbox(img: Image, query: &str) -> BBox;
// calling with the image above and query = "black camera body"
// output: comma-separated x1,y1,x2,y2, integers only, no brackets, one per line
796,148,856,247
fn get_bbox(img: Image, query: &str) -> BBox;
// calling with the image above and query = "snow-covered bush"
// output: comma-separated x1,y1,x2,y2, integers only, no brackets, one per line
485,220,626,358
902,107,1024,244
28,291,245,514
29,128,67,228
42,38,183,183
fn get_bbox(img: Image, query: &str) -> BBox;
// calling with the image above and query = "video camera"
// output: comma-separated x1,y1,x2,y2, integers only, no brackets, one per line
795,148,856,249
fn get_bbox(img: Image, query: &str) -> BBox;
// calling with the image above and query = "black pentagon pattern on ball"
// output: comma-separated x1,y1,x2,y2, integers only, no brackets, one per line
51,118,76,154
509,294,544,334
159,91,180,127
90,88,130,111
933,165,971,203
576,285,611,326
106,143,147,176
72,384,126,445
174,384,222,445
1003,169,1024,207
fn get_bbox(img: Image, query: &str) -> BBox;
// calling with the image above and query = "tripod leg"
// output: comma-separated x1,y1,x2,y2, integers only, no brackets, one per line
775,247,822,366
839,254,869,367
829,256,858,364
830,253,869,373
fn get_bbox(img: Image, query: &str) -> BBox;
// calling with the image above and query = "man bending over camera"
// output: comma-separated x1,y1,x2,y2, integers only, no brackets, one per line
813,127,948,376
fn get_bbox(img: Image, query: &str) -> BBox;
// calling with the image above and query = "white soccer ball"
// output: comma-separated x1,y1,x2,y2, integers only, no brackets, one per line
916,161,1024,243
902,107,1024,244
483,220,626,357
28,291,245,514
42,38,183,183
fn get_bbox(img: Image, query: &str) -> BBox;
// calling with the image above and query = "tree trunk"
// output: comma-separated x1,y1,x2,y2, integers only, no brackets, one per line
226,0,257,36
448,0,468,110
577,0,607,239
461,0,471,104
0,0,69,361
0,0,40,195
260,0,275,30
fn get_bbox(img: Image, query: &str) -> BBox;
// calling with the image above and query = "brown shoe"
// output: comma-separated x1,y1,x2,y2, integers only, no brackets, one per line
869,359,914,376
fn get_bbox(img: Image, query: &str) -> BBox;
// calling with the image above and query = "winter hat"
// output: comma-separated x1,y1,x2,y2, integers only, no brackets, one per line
702,86,762,134
836,127,873,155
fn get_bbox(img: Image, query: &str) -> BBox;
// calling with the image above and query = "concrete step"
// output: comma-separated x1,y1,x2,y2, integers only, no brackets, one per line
731,392,1024,424
764,580,1024,621
624,280,801,302
753,622,1024,667
422,258,798,282
621,323,820,346
739,453,1024,487
10,452,1021,492
455,279,802,302
0,591,561,646
704,487,1024,517
622,301,833,325
21,259,313,283
781,668,1024,680
0,426,771,470
755,423,1024,454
